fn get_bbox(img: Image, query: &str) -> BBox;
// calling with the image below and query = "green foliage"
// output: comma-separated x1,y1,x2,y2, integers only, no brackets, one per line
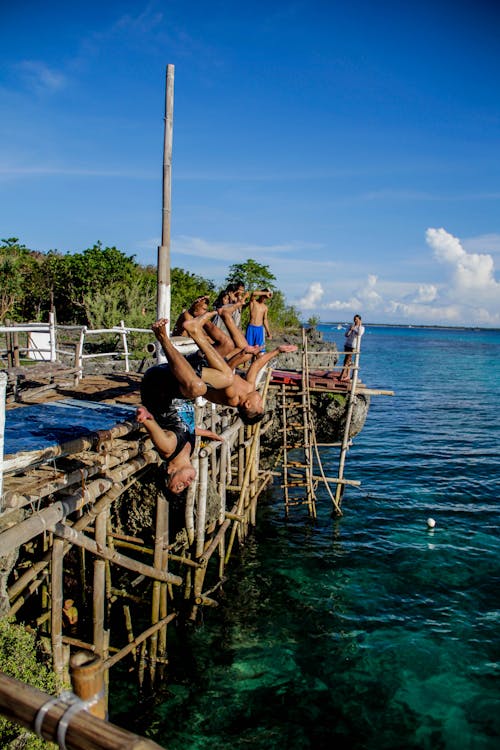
0,238,39,322
225,258,277,292
2,237,299,334
0,618,56,749
170,267,216,324
307,315,320,328
266,290,301,331
224,259,300,332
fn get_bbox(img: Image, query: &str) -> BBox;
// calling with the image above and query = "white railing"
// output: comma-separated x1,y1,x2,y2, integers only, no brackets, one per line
0,317,199,377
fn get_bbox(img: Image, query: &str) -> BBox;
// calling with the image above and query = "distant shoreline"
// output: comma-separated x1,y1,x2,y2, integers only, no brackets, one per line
314,322,500,332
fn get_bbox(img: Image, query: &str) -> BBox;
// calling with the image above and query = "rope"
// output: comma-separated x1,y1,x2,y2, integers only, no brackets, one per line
34,687,105,749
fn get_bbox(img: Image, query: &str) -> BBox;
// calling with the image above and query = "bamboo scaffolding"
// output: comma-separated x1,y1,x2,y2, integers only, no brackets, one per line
8,475,142,609
52,523,182,586
1,451,159,555
104,612,177,670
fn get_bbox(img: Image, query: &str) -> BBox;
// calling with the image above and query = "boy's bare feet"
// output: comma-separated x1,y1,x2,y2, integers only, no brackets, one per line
152,318,169,340
183,309,217,335
277,344,298,353
218,302,243,318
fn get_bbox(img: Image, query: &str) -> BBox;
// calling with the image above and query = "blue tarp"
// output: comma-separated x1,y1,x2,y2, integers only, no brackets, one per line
4,399,137,457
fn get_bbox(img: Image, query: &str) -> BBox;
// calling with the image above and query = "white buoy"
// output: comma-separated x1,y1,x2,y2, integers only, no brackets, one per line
427,517,436,529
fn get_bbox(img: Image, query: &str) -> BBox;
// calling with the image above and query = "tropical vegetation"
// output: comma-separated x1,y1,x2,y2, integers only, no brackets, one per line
0,239,300,332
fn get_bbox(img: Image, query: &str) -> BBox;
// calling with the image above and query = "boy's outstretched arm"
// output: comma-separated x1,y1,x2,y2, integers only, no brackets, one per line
245,344,297,387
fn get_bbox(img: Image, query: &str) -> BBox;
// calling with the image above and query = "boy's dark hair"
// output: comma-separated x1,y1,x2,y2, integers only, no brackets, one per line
237,404,265,426
227,280,245,293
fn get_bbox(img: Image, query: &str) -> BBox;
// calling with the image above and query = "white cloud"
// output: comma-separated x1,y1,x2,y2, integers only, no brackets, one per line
172,235,314,262
412,284,438,303
14,61,67,94
298,282,324,309
426,227,500,303
295,228,500,325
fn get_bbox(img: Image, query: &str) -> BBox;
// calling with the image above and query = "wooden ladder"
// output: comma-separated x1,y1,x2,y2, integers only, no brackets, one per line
280,330,317,518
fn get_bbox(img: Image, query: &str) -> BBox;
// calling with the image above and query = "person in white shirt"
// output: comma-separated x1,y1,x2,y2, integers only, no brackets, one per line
340,314,365,381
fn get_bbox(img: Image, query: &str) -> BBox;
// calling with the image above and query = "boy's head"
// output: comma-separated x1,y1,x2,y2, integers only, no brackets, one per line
237,391,265,425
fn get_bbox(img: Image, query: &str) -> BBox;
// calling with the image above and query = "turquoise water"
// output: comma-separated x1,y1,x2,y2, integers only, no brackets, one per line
113,325,500,749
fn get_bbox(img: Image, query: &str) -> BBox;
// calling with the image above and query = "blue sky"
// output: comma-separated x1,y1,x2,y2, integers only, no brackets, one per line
1,0,499,326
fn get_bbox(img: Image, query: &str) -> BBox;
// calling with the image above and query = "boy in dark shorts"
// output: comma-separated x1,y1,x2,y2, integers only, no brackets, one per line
138,318,224,494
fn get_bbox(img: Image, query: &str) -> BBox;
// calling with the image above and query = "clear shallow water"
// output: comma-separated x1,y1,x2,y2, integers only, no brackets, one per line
113,325,500,749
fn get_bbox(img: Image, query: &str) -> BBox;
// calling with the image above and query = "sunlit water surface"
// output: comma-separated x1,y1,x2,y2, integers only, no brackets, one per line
112,325,500,749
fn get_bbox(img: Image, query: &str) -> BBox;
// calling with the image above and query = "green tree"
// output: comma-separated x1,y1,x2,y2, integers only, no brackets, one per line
225,258,277,292
224,259,300,331
0,238,38,322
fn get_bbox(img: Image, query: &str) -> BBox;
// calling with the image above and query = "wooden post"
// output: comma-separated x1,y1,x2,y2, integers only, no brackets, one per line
119,320,130,372
93,510,107,659
5,319,13,367
334,335,362,508
76,326,86,377
51,538,65,688
157,63,174,363
12,329,20,366
149,492,168,684
49,311,57,361
70,652,106,719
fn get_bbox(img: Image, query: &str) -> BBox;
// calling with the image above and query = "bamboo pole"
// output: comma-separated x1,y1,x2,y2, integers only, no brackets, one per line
52,523,183,586
185,451,198,546
104,612,176,670
149,491,168,684
51,538,65,688
123,605,137,662
334,336,362,508
195,452,209,559
93,511,107,658
0,672,165,750
0,476,114,555
157,492,170,675
156,63,175,361
225,423,262,563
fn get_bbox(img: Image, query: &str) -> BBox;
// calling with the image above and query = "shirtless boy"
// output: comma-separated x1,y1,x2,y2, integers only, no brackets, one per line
182,306,297,425
139,318,226,494
246,289,272,352
171,295,210,337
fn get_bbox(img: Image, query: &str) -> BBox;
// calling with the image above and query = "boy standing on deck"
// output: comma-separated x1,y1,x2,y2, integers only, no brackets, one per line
246,290,273,353
339,314,365,381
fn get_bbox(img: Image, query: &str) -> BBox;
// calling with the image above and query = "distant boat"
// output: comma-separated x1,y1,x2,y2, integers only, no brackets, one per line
337,324,343,330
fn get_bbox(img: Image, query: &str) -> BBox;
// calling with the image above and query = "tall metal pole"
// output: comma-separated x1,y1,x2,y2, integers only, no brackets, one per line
157,64,174,362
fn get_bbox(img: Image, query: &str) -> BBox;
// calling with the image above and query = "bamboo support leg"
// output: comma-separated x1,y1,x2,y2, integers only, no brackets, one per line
149,492,168,685
93,511,107,659
51,538,65,688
